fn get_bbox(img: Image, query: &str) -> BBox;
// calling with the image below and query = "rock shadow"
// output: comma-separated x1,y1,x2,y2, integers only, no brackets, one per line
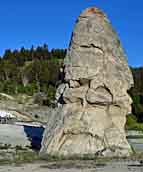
24,125,45,150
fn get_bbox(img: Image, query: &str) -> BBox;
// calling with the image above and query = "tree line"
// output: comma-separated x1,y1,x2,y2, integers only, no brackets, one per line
0,44,143,122
0,44,66,105
129,67,143,122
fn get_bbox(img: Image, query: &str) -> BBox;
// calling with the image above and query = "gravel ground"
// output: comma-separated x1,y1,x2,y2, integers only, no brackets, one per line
0,160,143,172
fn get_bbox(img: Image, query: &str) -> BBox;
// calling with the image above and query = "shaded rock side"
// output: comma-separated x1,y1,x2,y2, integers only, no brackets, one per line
40,7,134,157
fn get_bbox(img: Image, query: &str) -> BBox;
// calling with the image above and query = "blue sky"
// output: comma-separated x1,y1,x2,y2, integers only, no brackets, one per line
0,0,143,67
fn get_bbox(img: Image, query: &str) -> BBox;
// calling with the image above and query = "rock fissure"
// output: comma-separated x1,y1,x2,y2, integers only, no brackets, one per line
79,44,104,53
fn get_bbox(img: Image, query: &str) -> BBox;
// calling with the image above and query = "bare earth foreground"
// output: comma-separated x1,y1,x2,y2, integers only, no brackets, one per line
0,160,143,172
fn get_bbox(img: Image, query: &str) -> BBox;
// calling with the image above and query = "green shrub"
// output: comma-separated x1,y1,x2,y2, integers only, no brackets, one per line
17,83,38,95
2,81,16,94
126,114,143,131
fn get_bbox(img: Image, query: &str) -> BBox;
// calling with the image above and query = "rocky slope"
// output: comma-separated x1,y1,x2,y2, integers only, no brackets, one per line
40,7,134,157
0,94,51,122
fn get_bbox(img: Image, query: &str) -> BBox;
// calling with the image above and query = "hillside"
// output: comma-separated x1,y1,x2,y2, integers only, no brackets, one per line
0,44,66,106
0,44,143,123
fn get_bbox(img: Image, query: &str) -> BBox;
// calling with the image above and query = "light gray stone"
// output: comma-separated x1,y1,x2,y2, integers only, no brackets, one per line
69,80,80,88
41,6,134,157
86,87,112,104
55,84,67,101
63,85,88,104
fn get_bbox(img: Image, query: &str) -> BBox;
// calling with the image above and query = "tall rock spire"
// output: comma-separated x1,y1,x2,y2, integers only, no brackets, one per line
40,7,134,157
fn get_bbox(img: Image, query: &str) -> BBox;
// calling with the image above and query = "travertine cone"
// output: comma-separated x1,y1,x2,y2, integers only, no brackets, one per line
40,7,134,157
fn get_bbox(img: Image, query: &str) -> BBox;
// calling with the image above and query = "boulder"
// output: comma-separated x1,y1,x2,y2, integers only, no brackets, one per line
86,87,112,104
40,7,134,157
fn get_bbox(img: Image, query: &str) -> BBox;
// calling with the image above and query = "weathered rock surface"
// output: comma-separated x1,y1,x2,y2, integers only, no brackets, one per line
41,7,134,157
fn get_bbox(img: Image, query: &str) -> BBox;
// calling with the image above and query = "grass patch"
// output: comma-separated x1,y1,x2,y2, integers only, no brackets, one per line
13,151,39,164
0,150,39,165
0,144,11,150
127,135,143,139
126,114,143,131
1,151,143,165
39,153,130,162
39,153,99,162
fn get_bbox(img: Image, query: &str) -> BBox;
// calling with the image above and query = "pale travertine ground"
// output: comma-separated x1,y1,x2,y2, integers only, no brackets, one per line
0,161,143,172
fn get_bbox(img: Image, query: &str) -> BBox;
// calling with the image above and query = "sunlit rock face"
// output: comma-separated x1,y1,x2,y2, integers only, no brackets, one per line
40,7,134,157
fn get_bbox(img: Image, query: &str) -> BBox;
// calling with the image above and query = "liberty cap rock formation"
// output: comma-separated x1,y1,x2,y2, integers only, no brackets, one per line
40,7,134,157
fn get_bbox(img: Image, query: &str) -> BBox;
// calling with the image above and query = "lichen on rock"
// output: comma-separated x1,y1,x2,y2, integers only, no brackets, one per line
40,6,134,157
